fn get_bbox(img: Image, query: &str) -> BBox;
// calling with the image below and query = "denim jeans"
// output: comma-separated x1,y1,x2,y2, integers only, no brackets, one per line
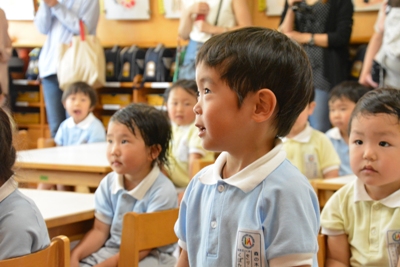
41,75,66,137
309,88,331,133
178,39,203,81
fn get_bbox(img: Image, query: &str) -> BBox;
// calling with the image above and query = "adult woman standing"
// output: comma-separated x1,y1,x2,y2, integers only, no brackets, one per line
177,0,252,80
280,0,353,132
0,8,12,110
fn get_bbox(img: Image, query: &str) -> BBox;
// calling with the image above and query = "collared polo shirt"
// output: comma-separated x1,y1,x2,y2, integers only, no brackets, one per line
326,127,352,176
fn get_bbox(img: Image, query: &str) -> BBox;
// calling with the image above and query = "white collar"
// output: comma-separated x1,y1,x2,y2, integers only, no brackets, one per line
66,112,95,130
354,178,400,208
284,123,313,143
326,127,342,140
199,139,286,193
111,165,160,200
0,178,17,203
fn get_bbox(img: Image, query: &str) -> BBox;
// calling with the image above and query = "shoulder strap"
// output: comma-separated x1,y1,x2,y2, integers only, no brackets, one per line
214,0,224,26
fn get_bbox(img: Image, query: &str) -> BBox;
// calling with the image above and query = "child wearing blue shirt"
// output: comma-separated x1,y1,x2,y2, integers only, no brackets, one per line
326,81,369,176
71,103,178,267
175,27,320,267
54,82,105,146
38,82,106,191
0,108,49,260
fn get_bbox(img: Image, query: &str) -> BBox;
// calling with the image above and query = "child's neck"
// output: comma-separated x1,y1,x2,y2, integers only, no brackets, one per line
287,124,307,139
123,166,153,191
365,182,400,200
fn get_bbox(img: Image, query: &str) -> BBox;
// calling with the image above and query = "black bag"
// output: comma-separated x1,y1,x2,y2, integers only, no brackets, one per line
118,45,146,82
371,60,386,84
26,48,41,80
105,45,121,82
142,44,173,83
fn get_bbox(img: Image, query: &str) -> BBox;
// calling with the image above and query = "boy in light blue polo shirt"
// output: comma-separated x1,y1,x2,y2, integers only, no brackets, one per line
38,82,106,190
326,81,369,176
54,82,106,146
175,27,320,267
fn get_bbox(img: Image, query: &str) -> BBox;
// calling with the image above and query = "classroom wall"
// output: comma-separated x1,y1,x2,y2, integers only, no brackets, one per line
8,0,377,48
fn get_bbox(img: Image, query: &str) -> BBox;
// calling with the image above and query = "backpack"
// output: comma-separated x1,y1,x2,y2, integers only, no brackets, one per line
105,45,121,82
118,45,145,82
142,44,173,82
25,48,41,80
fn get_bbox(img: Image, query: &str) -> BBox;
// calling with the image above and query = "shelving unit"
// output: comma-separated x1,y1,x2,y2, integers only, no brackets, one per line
12,79,171,148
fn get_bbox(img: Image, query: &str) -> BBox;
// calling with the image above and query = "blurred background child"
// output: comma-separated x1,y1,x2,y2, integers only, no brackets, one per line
321,88,400,266
283,89,340,179
164,80,214,198
326,81,370,176
0,107,49,260
71,103,177,267
38,81,106,191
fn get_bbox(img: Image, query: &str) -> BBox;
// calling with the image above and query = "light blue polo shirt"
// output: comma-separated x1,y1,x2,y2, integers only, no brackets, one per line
94,165,178,253
326,127,353,176
0,179,50,260
55,112,106,146
175,142,320,267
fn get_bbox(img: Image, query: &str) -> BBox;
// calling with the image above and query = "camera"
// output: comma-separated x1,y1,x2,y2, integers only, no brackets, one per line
292,1,313,13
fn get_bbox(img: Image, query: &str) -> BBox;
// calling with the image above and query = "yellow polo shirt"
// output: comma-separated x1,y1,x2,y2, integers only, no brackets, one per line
321,179,400,267
282,124,340,179
167,122,214,188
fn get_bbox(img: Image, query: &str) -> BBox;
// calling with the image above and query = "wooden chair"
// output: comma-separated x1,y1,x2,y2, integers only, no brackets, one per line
37,137,56,148
0,235,70,267
317,234,326,267
13,130,30,151
118,208,179,267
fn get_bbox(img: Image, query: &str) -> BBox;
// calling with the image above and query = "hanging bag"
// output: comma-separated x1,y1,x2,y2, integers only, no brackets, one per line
57,20,106,90
175,0,223,81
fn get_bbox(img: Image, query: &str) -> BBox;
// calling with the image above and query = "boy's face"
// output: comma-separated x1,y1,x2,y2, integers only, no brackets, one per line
329,97,356,135
106,121,154,182
166,87,197,126
349,113,400,198
64,92,92,124
194,62,254,152
288,102,316,137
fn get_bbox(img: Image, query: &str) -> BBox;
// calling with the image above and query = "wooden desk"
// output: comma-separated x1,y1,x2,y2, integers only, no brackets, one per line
14,143,111,188
20,189,95,241
312,175,357,208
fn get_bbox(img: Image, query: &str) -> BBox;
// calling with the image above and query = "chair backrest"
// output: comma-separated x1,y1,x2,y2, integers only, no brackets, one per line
118,208,179,267
317,234,326,267
37,137,56,148
13,130,29,151
0,235,70,267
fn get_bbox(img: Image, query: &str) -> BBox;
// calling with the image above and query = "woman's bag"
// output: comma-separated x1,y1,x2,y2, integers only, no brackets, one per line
57,20,106,90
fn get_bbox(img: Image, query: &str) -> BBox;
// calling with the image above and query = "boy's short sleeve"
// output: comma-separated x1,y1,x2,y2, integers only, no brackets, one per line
317,133,341,174
94,174,114,225
320,184,350,236
54,121,66,146
87,118,106,143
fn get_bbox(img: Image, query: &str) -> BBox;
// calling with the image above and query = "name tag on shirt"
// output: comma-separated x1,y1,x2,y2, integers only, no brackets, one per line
387,230,400,267
236,229,265,267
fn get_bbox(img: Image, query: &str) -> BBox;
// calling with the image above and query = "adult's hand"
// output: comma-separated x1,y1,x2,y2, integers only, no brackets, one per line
190,2,210,15
43,0,58,7
359,72,378,88
194,20,213,33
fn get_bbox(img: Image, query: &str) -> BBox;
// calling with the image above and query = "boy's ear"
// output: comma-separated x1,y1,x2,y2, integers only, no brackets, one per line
252,89,277,123
149,144,162,161
308,101,317,116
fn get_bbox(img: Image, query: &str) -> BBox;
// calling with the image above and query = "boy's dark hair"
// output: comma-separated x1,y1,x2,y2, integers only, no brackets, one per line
163,79,198,102
350,88,400,130
110,103,171,167
62,82,97,108
196,27,313,137
0,108,16,184
329,81,370,104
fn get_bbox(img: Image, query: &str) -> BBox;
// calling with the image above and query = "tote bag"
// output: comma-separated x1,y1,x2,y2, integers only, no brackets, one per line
57,20,105,90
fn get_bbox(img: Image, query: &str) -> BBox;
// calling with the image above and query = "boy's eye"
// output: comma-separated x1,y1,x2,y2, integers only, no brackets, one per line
121,140,128,144
379,141,390,147
354,140,363,145
204,88,211,94
107,139,112,144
